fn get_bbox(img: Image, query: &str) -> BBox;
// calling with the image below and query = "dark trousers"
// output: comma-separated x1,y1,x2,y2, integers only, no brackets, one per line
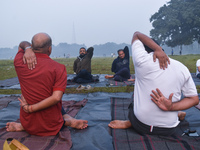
60,106,67,130
114,68,130,82
128,103,177,136
73,69,93,83
197,73,200,79
61,107,66,115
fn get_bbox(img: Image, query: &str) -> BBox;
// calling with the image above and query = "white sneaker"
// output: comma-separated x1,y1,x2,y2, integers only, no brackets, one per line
76,85,85,90
85,85,93,90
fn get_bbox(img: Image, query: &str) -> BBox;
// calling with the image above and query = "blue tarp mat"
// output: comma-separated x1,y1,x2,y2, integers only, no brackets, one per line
0,74,135,89
0,92,200,150
1,73,200,90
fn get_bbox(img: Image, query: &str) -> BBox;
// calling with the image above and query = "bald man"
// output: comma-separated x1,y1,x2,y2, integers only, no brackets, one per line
108,31,198,136
6,33,88,136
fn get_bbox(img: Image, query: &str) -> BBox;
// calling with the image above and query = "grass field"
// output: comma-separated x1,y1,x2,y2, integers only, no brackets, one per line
0,54,200,94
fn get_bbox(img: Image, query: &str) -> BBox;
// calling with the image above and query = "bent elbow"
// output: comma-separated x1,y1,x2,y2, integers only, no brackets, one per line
133,31,141,37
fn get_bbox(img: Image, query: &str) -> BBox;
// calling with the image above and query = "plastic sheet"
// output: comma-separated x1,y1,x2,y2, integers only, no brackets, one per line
0,92,200,150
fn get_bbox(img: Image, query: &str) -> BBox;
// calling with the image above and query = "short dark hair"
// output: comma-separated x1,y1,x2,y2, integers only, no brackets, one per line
144,39,164,53
79,47,86,51
117,49,124,54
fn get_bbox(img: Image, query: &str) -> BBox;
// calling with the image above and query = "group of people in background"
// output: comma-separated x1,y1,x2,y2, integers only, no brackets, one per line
70,44,135,84
5,31,199,139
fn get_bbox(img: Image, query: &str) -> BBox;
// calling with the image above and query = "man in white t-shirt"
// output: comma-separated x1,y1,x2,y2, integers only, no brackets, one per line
196,59,200,79
108,31,199,136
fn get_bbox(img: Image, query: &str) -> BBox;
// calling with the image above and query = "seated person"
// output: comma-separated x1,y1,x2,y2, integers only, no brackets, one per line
71,47,98,83
108,31,199,136
196,59,200,79
6,33,88,136
105,46,134,82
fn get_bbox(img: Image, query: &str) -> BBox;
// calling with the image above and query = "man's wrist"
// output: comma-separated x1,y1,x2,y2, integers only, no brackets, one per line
24,46,32,51
169,102,173,111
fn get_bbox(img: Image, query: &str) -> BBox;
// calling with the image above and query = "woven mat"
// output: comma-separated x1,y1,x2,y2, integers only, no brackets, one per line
0,98,87,150
110,97,200,150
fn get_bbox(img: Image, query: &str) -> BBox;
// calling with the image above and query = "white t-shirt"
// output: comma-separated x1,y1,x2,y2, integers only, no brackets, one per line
196,59,200,75
132,40,197,128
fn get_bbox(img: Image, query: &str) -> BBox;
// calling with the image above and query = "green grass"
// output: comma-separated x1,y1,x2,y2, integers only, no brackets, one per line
65,85,134,94
54,57,135,75
0,86,134,94
1,55,198,80
0,89,21,95
2,85,200,94
0,54,200,94
0,60,17,80
170,54,199,73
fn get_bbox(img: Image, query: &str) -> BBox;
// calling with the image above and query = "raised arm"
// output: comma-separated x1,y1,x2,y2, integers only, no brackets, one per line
19,41,37,70
86,47,94,59
131,31,170,69
123,46,129,59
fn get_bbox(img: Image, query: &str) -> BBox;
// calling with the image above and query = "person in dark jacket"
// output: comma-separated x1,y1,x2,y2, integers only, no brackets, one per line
105,46,135,82
72,47,94,83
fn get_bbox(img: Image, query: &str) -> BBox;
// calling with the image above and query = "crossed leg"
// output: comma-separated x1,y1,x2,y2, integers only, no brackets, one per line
109,111,186,129
6,114,88,133
105,75,114,79
63,114,88,129
6,122,24,132
108,120,132,129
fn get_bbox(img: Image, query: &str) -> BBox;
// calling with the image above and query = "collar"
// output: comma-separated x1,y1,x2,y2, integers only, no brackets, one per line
19,49,50,59
35,53,50,59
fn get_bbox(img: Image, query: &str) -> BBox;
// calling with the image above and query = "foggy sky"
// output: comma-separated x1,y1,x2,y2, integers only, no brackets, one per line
0,0,169,48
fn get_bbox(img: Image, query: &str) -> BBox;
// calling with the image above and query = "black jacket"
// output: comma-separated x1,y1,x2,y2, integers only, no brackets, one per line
111,46,130,73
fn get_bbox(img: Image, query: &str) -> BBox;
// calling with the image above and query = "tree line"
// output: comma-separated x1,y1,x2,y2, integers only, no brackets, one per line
150,0,200,52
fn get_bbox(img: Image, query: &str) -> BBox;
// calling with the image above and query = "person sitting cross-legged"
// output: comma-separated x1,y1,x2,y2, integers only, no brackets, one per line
6,33,88,136
108,31,199,136
72,47,98,83
105,46,135,82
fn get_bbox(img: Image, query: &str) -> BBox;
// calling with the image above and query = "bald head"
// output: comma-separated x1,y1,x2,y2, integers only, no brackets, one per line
31,33,52,54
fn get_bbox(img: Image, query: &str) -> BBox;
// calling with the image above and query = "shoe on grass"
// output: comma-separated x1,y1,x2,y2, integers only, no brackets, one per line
76,85,85,90
85,85,93,90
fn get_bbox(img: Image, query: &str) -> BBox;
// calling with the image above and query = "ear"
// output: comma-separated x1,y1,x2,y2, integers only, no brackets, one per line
48,46,52,55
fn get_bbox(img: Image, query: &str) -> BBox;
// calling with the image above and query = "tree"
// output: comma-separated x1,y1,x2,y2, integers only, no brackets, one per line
150,0,200,48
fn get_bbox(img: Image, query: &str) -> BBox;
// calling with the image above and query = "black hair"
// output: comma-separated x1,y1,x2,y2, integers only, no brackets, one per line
79,47,86,51
144,39,164,53
117,49,124,54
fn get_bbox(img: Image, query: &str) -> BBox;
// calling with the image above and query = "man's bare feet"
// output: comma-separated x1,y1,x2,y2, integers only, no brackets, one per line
108,120,132,129
63,114,88,129
128,79,135,82
178,111,186,121
6,122,24,132
105,75,114,79
68,118,88,129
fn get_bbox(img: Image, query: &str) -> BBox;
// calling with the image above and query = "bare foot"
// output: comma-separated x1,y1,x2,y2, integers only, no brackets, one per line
128,79,135,82
63,114,88,129
6,122,24,132
178,111,186,121
108,120,132,129
69,118,88,129
105,75,114,79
